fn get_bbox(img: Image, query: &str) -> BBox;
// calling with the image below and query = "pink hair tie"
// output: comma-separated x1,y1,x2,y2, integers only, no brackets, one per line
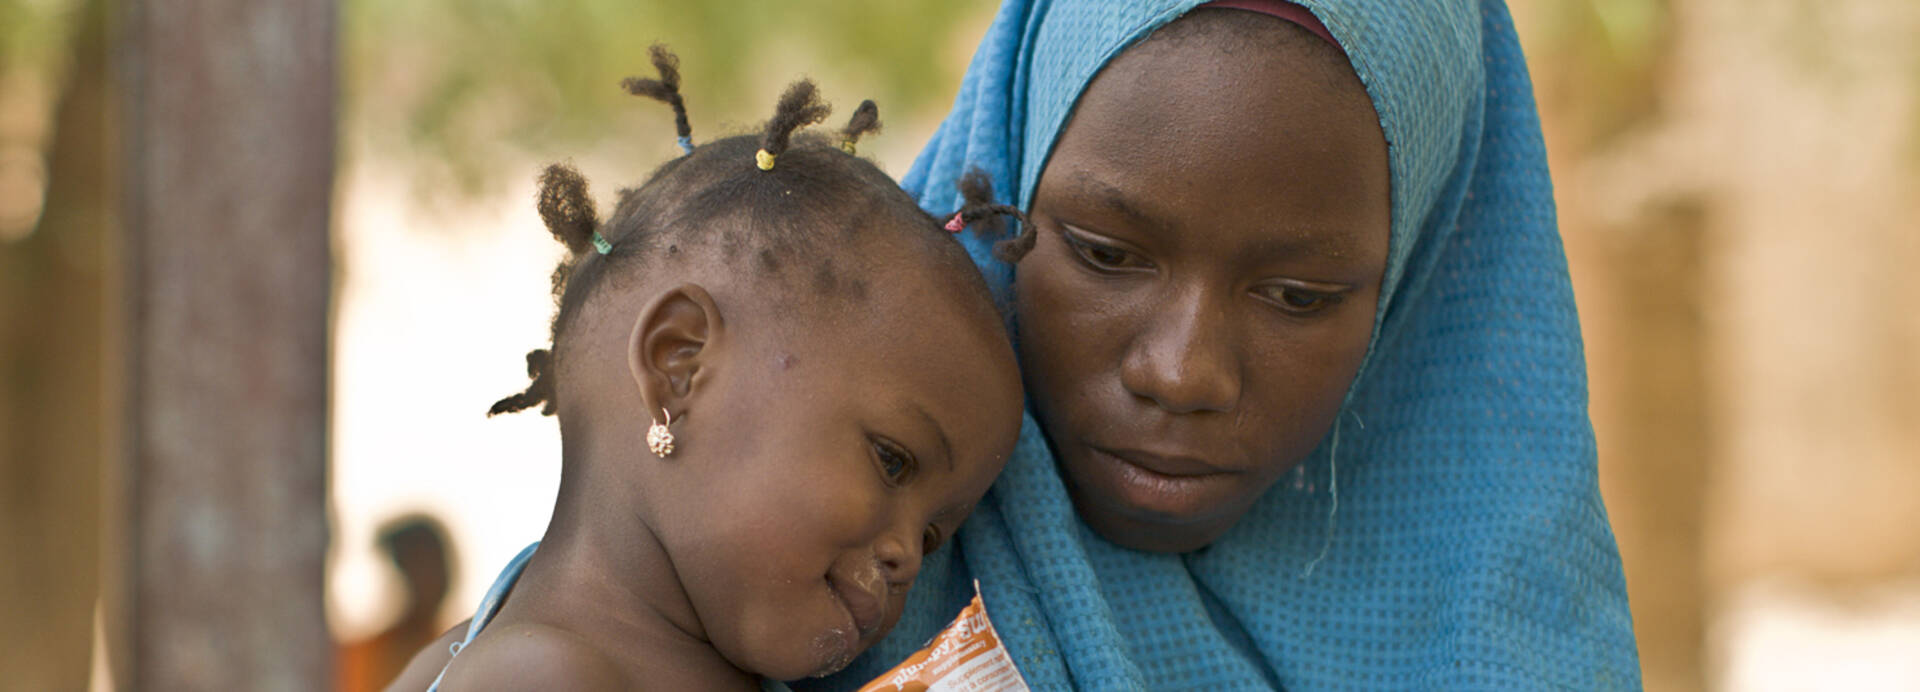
944,213,966,232
1197,0,1344,55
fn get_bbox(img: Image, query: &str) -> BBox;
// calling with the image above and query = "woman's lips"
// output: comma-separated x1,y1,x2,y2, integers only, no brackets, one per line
1081,445,1243,522
1097,446,1234,476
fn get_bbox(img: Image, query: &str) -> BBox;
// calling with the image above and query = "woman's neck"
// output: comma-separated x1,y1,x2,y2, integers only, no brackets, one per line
499,476,760,690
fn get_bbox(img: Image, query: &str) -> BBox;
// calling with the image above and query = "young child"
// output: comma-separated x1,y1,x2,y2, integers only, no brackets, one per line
405,46,1026,691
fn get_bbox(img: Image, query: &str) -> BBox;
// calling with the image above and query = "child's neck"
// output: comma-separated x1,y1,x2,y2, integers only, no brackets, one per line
501,484,760,690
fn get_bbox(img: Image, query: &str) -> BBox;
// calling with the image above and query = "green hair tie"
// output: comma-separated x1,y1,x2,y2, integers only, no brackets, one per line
591,231,613,255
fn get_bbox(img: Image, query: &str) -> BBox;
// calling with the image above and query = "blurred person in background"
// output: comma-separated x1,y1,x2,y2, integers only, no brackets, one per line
338,515,456,692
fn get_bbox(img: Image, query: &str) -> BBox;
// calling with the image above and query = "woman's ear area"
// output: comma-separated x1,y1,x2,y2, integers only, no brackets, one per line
627,283,726,418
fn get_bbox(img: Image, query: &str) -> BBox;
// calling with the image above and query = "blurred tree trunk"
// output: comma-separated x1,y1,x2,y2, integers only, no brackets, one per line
109,0,336,689
0,0,111,688
1600,200,1711,692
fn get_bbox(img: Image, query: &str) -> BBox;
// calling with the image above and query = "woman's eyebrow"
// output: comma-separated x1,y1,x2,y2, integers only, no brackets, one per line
1062,171,1176,234
911,403,954,473
1247,230,1363,260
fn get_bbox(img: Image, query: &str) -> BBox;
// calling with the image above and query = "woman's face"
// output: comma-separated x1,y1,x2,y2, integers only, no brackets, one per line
1014,13,1390,553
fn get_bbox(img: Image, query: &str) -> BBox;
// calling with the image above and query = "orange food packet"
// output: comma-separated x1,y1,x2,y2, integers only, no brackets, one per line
856,583,1031,692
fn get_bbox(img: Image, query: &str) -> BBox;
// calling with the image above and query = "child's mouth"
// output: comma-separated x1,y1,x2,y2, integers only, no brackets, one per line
825,568,883,638
828,573,887,638
804,579,869,678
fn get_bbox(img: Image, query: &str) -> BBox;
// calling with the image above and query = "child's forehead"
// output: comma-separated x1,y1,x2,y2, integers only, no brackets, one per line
738,268,1019,437
734,247,995,346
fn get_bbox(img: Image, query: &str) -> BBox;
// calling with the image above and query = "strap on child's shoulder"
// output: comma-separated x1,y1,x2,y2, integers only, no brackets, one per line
427,541,540,691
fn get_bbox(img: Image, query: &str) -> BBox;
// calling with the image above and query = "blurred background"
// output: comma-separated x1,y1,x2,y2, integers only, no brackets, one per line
1,0,1915,689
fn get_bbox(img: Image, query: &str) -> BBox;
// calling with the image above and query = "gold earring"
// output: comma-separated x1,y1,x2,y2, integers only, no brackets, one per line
647,408,675,458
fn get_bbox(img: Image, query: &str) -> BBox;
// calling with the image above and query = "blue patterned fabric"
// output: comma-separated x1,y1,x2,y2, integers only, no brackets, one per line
804,0,1641,689
430,542,539,692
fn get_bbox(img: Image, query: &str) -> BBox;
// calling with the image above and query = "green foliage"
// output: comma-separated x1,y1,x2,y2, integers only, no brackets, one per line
0,0,83,243
1524,0,1670,151
1,0,80,71
344,0,994,197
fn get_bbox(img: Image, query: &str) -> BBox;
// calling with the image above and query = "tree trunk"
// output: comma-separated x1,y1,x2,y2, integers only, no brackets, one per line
111,0,336,688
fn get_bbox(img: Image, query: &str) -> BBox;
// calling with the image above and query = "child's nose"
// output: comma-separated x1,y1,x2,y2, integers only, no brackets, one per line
873,527,924,588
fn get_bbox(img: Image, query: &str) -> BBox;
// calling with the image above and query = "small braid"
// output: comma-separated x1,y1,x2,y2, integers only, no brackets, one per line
622,44,692,145
494,44,977,418
536,163,599,255
760,79,832,164
488,349,558,416
839,100,881,152
947,168,1030,261
992,221,1037,263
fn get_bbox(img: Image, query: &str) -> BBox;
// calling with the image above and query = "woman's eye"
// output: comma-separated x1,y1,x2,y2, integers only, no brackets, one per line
1256,285,1344,314
872,437,917,486
1083,243,1130,266
921,525,944,555
1062,230,1145,271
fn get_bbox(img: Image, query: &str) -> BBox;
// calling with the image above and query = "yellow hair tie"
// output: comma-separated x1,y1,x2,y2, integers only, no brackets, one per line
755,149,776,171
839,139,858,155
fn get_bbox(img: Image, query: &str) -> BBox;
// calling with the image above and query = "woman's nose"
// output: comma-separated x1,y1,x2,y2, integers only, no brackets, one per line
1119,287,1240,414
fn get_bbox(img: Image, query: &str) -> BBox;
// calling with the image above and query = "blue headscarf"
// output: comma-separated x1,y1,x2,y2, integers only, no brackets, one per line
806,0,1641,688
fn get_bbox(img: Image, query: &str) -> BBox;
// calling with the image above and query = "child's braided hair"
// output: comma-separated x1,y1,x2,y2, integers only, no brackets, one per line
489,45,1012,417
620,44,691,151
947,168,1030,262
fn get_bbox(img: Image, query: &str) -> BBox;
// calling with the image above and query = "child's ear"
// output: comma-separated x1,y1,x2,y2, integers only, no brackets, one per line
628,283,724,419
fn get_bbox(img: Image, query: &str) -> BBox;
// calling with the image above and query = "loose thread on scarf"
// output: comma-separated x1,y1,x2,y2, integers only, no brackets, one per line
1302,410,1363,578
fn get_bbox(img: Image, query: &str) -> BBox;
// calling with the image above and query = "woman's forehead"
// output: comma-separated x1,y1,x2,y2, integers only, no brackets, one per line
1016,0,1482,316
1048,30,1386,204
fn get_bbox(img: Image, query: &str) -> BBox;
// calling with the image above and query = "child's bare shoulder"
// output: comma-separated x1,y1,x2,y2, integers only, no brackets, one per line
382,621,465,692
433,621,628,691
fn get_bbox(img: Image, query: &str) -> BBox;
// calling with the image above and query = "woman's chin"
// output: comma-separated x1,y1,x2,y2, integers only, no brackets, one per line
1065,486,1236,554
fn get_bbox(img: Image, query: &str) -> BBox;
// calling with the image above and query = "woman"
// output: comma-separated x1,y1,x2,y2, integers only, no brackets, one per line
809,0,1641,688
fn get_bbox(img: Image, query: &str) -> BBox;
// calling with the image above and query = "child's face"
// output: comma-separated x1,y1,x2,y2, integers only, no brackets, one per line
1013,19,1390,553
654,263,1021,680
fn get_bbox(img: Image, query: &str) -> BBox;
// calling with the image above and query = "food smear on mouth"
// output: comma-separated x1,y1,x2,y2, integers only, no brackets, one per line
809,620,858,679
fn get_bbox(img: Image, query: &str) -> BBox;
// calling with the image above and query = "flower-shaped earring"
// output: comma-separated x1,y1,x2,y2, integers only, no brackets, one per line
647,408,675,458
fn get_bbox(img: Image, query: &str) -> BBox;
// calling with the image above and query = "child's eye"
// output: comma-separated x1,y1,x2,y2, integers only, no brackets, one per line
1061,228,1148,271
921,525,944,555
871,437,917,486
1253,284,1345,315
